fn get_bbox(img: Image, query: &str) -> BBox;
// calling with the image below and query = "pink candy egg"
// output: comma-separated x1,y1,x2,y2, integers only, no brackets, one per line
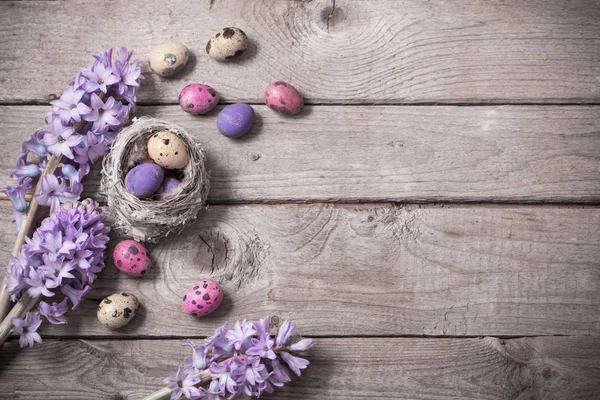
112,240,152,277
179,83,219,115
182,280,223,317
264,81,304,115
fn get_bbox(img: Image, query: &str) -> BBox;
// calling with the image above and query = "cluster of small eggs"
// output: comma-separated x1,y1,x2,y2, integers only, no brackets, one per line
148,27,305,140
124,131,188,199
98,238,224,329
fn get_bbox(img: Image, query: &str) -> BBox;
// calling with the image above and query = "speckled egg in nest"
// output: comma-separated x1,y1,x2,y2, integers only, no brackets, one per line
100,117,210,243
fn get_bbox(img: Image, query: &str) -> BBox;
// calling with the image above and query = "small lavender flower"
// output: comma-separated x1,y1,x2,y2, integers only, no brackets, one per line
44,118,82,159
35,174,79,215
164,366,201,400
11,312,42,348
50,85,91,124
226,320,256,351
82,60,120,93
3,180,30,213
39,298,68,324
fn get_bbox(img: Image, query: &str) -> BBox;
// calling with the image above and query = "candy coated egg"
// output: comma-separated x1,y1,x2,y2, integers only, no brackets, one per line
155,177,182,200
206,27,248,61
148,42,189,77
125,163,164,198
179,84,219,115
148,131,189,169
264,81,304,115
113,240,152,277
216,103,255,138
182,280,223,317
97,293,139,329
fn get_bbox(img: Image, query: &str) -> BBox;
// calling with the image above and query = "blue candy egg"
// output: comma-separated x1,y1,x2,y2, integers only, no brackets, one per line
216,103,255,138
125,163,164,198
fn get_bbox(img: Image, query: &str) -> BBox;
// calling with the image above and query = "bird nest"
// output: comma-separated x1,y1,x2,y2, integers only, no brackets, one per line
100,117,210,243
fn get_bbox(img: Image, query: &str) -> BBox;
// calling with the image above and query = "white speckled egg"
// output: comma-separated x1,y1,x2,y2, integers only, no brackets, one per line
97,293,139,329
206,27,248,61
148,42,190,77
147,131,189,169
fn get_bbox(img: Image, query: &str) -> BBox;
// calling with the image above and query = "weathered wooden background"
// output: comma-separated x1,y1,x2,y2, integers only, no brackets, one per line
1,0,599,399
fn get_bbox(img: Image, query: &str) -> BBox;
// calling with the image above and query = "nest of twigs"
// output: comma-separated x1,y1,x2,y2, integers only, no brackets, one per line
100,117,209,243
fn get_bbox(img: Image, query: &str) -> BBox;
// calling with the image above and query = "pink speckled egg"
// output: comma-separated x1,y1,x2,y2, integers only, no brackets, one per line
182,280,223,317
264,81,304,115
179,84,219,115
113,240,152,277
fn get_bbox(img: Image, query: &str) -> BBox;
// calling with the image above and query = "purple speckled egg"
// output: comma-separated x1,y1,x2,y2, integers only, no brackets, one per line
155,177,181,200
125,163,164,198
264,81,304,115
179,84,219,115
113,240,152,277
216,103,255,138
182,280,223,317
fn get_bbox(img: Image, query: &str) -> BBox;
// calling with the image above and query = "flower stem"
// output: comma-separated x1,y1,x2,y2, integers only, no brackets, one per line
141,369,213,400
0,294,38,347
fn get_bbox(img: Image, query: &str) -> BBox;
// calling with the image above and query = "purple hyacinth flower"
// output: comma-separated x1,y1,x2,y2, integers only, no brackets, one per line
163,366,200,400
39,298,69,324
280,351,310,376
210,357,244,394
24,267,54,298
5,262,28,301
182,339,208,372
11,154,41,182
82,94,123,131
50,85,91,124
252,316,271,337
44,118,82,159
35,173,79,215
4,180,30,213
11,312,43,348
92,48,113,68
205,380,225,400
40,255,75,289
82,62,120,94
205,322,235,360
275,320,295,346
270,358,292,384
289,338,314,352
226,320,256,351
22,128,48,157
60,281,91,310
246,333,276,360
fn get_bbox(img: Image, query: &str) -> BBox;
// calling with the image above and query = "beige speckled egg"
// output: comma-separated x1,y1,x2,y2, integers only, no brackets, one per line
97,293,139,329
147,131,189,169
206,27,248,61
148,42,189,77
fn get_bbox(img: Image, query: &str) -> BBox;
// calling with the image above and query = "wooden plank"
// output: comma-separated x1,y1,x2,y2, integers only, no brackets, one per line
1,337,599,399
2,105,600,203
0,202,598,337
1,0,599,104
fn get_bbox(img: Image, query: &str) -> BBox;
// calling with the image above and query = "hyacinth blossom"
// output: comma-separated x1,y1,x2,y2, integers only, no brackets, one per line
2,200,110,347
0,47,141,347
153,318,313,400
3,47,142,230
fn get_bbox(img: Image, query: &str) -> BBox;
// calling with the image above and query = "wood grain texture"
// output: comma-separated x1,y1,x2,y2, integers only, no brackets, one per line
0,202,598,337
1,0,599,104
1,337,599,399
1,105,600,203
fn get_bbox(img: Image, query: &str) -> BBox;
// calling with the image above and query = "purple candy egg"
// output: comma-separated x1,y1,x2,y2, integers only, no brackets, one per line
155,177,181,200
216,103,255,138
125,163,164,198
179,83,219,115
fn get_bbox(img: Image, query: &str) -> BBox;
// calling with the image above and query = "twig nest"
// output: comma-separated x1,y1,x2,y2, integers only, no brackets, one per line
101,117,210,243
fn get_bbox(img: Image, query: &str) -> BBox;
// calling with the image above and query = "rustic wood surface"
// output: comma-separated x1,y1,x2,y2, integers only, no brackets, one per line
1,337,599,400
0,202,598,338
1,0,600,104
1,0,599,399
1,105,600,203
